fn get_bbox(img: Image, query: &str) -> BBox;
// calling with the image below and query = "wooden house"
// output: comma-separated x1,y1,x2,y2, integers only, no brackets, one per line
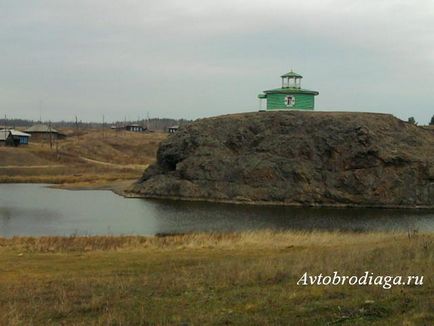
24,124,66,141
0,129,31,146
0,130,12,146
125,124,146,132
257,70,319,111
168,125,179,133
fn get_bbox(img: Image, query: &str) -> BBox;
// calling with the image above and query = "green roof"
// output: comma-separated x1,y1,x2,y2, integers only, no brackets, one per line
263,87,319,95
281,71,303,78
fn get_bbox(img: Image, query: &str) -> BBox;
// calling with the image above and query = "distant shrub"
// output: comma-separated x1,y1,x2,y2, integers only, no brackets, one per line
408,117,417,125
430,115,434,126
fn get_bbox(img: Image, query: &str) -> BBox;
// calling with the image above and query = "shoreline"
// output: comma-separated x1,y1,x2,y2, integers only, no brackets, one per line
123,192,434,210
4,179,433,210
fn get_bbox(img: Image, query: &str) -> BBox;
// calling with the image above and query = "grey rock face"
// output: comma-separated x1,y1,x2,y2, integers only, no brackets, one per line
131,111,434,208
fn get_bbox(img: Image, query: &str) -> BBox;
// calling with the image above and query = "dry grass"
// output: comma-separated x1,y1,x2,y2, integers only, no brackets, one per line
0,231,432,325
0,130,166,185
0,230,414,252
58,130,166,165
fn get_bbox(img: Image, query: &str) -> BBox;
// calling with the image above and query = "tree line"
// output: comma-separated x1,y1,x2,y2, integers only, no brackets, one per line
408,115,434,126
0,117,191,131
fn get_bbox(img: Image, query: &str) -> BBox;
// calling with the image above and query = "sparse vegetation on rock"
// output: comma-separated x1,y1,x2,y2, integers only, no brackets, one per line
132,111,434,208
408,116,417,125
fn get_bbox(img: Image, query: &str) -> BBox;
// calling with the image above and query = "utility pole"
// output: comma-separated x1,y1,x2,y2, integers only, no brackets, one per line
49,120,53,149
56,139,59,159
75,116,79,143
39,100,42,123
102,114,105,139
3,114,7,147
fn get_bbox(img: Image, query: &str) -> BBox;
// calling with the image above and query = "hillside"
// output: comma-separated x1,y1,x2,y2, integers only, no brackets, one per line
0,130,166,185
131,111,434,208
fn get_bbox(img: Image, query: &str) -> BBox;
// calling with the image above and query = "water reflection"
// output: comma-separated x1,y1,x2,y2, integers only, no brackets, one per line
0,184,433,237
149,199,432,234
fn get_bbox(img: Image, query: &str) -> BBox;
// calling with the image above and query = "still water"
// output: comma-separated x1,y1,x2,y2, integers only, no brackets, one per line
0,184,433,237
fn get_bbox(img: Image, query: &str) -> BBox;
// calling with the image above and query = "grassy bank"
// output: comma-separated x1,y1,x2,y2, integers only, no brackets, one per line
0,231,432,325
0,130,166,186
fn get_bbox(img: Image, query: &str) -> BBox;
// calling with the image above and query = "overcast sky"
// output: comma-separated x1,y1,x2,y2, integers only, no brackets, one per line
1,0,433,123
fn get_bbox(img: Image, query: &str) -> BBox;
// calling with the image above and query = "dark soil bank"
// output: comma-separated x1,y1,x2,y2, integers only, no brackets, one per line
130,111,434,208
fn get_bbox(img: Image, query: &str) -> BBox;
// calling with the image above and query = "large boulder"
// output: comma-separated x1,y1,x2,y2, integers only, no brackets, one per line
130,111,434,208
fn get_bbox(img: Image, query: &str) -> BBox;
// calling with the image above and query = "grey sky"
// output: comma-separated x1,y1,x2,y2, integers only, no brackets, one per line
1,0,433,123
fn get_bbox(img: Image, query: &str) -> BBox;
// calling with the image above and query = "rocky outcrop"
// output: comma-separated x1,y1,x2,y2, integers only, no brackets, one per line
130,111,434,208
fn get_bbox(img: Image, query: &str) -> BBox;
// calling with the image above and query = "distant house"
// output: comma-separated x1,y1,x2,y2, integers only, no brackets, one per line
0,130,12,146
25,124,66,141
125,124,146,132
168,125,179,133
0,129,31,146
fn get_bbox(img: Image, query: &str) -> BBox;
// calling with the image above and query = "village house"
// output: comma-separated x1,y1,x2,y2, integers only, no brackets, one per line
0,129,31,146
110,124,147,132
24,124,66,141
125,124,146,132
0,130,12,146
168,125,179,133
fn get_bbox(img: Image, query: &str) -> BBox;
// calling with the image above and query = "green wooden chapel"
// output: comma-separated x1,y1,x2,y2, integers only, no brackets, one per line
258,70,319,111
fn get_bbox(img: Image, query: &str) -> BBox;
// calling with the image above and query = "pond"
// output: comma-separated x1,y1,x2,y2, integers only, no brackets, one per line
0,184,433,237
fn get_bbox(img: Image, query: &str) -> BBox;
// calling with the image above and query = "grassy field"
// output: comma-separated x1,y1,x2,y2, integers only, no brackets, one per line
0,129,166,186
0,231,432,325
